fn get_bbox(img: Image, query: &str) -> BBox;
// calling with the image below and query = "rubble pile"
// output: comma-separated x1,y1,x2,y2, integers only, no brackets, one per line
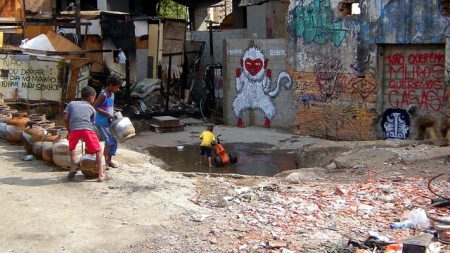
191,173,449,252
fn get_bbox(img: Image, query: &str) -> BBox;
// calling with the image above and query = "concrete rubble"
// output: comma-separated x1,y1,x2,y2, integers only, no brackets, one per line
0,124,449,252
176,141,449,253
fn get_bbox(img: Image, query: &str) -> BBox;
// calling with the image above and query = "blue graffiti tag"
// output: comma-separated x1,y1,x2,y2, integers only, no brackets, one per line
362,0,450,43
293,0,346,47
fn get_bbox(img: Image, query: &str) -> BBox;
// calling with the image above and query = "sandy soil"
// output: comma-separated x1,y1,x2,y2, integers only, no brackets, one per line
0,126,449,253
0,143,204,253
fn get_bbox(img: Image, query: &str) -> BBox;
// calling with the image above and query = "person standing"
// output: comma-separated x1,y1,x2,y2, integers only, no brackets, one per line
64,86,105,182
94,75,122,169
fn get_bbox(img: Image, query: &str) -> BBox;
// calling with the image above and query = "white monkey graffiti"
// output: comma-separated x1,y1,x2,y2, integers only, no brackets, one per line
233,46,292,128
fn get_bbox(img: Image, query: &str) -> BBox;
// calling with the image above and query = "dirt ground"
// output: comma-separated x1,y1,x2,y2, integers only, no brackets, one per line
0,126,449,253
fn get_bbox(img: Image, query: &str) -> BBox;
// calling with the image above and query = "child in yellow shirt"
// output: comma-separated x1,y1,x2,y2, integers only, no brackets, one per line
196,125,216,168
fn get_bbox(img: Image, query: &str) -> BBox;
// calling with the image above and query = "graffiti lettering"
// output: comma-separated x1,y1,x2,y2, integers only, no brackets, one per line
387,89,447,112
298,94,326,107
385,52,447,112
0,81,19,87
0,54,64,100
291,0,346,47
269,49,287,56
1,57,23,67
227,49,243,56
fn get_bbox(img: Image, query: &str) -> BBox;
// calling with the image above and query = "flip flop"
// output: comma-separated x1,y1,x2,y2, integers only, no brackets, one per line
67,170,77,179
107,162,119,168
97,173,111,182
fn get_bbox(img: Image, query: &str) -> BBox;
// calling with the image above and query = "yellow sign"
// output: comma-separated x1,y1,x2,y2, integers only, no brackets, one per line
0,32,3,48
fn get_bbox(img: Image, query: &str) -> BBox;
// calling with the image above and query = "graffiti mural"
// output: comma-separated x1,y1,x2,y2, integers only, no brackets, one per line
349,77,377,100
292,0,346,47
350,52,371,76
233,46,292,128
381,108,410,140
384,51,448,112
313,59,345,102
363,0,450,44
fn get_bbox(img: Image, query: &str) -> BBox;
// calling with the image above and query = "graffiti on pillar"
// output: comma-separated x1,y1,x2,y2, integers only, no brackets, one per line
233,46,292,128
292,0,346,47
381,108,410,140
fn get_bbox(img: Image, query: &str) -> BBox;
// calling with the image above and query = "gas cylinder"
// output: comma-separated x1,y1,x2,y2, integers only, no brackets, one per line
52,130,81,170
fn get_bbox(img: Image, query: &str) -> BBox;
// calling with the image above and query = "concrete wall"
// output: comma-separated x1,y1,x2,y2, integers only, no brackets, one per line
191,29,248,65
247,4,267,38
223,39,296,129
283,0,450,141
106,0,129,12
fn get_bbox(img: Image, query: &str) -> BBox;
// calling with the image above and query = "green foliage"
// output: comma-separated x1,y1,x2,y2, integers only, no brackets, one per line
158,0,188,20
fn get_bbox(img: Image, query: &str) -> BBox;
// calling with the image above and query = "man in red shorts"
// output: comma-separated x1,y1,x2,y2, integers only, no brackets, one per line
64,86,105,182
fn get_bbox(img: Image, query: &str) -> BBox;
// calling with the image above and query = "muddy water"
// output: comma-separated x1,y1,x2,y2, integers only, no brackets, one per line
146,143,297,176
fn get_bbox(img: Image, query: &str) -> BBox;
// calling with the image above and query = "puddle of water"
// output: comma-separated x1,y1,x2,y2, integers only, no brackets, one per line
146,143,296,177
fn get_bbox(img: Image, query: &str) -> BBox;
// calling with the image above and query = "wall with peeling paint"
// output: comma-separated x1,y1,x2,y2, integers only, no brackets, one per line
285,0,449,141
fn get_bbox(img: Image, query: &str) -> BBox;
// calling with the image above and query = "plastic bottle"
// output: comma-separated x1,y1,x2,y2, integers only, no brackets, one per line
390,220,414,229
403,208,430,229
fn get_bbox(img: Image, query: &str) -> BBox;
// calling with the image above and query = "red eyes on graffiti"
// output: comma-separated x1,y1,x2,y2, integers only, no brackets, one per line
244,58,264,76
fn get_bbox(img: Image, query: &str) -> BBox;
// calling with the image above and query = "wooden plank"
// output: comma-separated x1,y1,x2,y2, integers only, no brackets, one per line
152,116,180,127
25,0,52,14
84,35,103,72
0,0,20,18
148,24,159,79
25,25,53,39
46,30,81,53
162,20,185,68
136,38,148,49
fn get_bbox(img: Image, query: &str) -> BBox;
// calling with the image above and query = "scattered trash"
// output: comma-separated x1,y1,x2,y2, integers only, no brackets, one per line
268,240,287,249
368,231,392,244
117,51,127,64
390,220,415,229
403,208,431,230
177,145,184,151
384,243,403,253
21,154,34,161
190,213,209,222
401,233,434,252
